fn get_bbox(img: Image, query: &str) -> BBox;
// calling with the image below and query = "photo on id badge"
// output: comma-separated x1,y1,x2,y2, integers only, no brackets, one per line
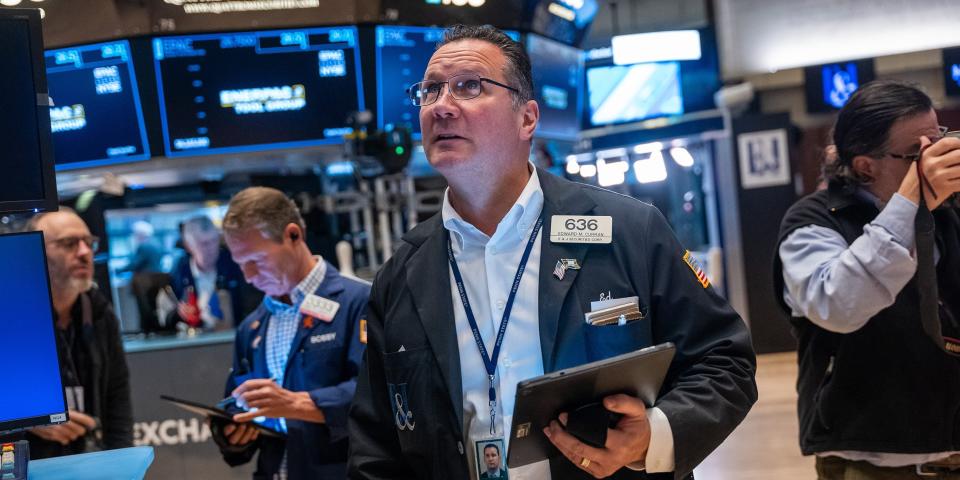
476,438,508,479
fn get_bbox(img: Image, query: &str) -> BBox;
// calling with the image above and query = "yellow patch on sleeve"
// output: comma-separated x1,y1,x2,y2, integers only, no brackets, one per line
359,319,368,344
682,250,710,288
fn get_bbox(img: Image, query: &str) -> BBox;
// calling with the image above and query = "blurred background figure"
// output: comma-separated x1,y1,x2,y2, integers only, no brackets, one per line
159,215,261,330
120,221,163,274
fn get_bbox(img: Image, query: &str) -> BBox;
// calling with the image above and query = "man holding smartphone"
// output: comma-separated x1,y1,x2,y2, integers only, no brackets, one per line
211,187,369,480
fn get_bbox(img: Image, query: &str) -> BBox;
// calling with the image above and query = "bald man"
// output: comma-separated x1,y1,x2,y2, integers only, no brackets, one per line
6,210,133,458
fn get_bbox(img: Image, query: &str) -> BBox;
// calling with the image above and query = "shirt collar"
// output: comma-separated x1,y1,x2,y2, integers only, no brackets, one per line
262,256,326,315
441,164,544,249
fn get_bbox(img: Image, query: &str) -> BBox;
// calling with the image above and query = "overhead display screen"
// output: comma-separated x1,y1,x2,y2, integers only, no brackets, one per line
525,0,599,46
45,40,150,170
375,25,445,137
803,59,875,113
527,33,582,140
586,62,683,127
379,0,524,31
374,26,519,138
153,26,364,157
942,47,960,98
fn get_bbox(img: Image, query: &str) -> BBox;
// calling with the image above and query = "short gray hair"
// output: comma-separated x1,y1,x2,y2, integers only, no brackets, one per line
222,187,305,243
436,24,534,109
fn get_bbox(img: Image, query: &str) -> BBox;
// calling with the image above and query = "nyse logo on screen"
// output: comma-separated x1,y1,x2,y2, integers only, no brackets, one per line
425,0,486,6
737,129,791,189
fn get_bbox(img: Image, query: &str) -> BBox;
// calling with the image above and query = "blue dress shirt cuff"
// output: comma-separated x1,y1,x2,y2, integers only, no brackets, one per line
872,193,919,249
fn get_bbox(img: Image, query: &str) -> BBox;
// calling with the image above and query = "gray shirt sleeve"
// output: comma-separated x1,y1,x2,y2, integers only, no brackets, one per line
779,193,919,333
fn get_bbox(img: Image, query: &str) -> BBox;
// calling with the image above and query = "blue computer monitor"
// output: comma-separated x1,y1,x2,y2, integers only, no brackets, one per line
374,26,520,139
586,62,684,127
0,8,59,214
153,26,365,157
0,231,67,434
45,40,151,170
526,33,582,141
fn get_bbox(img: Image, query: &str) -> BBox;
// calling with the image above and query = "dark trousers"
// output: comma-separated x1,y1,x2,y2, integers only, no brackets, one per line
817,455,960,480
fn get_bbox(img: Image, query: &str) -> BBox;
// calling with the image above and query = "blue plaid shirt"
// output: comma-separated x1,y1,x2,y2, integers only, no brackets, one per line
261,257,327,480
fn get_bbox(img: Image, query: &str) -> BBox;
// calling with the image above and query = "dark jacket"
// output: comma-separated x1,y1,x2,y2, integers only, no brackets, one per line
219,262,369,480
16,288,133,459
167,246,262,328
348,169,757,480
773,183,960,455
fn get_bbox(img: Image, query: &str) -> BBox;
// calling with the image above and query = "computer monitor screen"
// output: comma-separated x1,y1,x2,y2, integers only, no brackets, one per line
525,0,598,46
153,26,365,157
586,62,683,127
943,47,960,98
0,231,67,434
375,25,445,138
46,40,151,170
374,26,520,138
527,33,582,140
804,59,875,113
0,9,58,213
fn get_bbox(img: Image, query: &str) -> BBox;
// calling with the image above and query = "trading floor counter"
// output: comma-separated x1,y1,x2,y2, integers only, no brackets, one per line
124,331,253,479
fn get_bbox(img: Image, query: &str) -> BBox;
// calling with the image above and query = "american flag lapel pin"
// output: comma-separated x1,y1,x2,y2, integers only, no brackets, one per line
553,258,581,280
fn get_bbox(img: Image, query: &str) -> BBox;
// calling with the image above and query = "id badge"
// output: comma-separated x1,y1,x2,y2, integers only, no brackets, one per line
475,438,509,480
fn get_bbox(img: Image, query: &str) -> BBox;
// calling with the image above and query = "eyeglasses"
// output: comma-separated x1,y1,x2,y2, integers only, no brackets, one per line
407,73,519,107
48,235,100,252
884,126,950,162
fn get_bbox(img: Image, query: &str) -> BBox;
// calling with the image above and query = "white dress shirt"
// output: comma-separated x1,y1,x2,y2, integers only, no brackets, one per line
443,167,674,479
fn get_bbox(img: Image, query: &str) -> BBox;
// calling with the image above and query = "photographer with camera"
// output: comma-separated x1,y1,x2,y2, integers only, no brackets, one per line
774,80,960,478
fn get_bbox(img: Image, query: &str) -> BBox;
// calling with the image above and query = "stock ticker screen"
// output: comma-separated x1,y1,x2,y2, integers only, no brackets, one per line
45,40,151,170
375,26,520,138
375,25,445,137
153,26,364,157
527,33,582,140
0,232,66,433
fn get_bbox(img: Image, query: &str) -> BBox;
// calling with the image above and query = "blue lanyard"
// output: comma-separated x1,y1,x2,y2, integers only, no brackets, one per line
447,217,543,435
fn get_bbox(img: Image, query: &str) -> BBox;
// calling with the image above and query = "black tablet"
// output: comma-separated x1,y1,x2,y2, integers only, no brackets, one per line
507,342,675,468
160,395,285,438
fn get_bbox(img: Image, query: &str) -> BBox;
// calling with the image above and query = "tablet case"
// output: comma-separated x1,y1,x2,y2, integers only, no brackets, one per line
507,342,675,468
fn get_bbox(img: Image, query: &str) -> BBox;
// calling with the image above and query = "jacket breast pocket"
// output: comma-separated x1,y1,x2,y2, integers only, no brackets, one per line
298,339,346,386
382,347,433,447
583,317,653,361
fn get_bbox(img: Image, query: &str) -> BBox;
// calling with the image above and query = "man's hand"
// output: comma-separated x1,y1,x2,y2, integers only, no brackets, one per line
543,394,651,479
231,378,326,424
29,410,96,446
900,136,960,209
222,422,260,446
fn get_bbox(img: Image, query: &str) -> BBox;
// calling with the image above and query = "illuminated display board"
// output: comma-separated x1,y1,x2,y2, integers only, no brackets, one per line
153,26,365,157
45,40,150,170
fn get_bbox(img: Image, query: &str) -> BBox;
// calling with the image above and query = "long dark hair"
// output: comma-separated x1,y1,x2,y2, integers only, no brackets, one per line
826,80,933,185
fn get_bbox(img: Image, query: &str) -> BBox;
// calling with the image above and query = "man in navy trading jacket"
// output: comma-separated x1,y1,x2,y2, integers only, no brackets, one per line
212,187,369,479
348,25,757,480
